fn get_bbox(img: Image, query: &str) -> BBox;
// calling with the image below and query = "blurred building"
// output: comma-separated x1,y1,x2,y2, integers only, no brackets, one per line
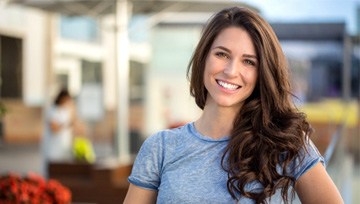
0,0,256,152
0,5,48,143
272,22,359,102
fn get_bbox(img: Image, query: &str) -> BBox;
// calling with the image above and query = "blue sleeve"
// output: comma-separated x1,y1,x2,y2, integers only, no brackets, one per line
128,132,164,190
289,139,325,180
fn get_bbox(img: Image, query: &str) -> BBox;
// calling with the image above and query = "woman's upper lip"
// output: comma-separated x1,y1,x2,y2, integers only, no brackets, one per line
216,79,241,87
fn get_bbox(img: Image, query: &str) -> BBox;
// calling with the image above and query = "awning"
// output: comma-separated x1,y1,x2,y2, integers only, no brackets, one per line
9,0,257,16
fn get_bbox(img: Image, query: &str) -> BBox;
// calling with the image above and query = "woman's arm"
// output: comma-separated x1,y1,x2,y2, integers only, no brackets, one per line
49,121,62,133
295,162,344,204
123,184,158,204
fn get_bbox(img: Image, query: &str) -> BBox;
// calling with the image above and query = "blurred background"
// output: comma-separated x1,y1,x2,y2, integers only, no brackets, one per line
0,0,358,203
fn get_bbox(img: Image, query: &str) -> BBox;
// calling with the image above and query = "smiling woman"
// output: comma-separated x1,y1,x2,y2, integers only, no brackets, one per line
124,7,344,204
203,26,258,111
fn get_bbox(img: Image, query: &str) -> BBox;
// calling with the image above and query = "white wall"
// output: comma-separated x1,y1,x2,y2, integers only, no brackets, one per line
102,15,117,110
0,4,48,106
23,9,48,106
145,26,202,136
145,74,201,136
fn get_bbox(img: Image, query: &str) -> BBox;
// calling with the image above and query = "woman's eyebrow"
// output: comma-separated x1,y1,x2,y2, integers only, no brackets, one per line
243,54,258,60
213,46,258,60
212,46,231,53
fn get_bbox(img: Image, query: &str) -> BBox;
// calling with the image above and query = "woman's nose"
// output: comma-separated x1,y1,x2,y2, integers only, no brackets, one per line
223,61,239,77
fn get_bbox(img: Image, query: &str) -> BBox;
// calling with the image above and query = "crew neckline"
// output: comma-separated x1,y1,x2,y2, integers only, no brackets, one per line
188,122,230,142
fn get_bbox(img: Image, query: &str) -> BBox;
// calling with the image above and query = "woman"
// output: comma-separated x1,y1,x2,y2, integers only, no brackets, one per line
124,7,343,204
42,88,75,177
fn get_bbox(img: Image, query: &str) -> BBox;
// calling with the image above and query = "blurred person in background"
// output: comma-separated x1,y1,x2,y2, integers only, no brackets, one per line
41,88,81,178
124,7,343,204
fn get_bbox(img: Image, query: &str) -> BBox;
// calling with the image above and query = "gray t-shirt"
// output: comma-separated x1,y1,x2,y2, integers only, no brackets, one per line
128,122,324,204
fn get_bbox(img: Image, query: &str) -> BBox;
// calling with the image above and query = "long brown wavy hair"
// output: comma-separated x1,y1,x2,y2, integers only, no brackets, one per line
187,7,312,203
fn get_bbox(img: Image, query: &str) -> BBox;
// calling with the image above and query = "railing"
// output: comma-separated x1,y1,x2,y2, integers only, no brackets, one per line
321,102,356,204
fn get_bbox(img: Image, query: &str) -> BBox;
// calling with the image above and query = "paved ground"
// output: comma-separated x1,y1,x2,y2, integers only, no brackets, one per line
353,163,360,204
0,142,359,203
0,143,42,175
0,142,114,176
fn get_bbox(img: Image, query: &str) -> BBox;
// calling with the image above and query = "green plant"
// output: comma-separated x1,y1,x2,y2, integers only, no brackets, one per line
0,102,6,117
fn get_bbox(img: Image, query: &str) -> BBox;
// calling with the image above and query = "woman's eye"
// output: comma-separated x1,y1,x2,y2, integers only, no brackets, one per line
215,52,229,59
244,59,256,66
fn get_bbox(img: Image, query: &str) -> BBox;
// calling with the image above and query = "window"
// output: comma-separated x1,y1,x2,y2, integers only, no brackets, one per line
60,15,99,42
81,59,102,84
0,35,22,99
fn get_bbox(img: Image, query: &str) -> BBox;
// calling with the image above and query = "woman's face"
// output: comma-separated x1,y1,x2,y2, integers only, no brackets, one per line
203,26,258,111
60,96,72,107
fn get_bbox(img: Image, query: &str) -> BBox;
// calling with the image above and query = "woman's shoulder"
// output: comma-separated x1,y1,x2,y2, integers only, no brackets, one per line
288,139,325,180
133,123,193,169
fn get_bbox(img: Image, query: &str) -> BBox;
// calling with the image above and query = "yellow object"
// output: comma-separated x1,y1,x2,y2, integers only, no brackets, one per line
299,99,359,127
72,137,96,163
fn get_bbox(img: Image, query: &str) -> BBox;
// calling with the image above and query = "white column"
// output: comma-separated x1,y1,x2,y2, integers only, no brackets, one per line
116,0,131,163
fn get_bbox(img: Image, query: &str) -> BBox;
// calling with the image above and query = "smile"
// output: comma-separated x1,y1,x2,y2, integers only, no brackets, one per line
216,80,241,90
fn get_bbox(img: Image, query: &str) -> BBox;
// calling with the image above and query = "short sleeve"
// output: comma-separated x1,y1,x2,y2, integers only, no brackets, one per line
288,139,325,180
128,132,164,190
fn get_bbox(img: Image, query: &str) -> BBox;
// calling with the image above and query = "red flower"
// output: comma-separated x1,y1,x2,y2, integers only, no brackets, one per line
0,172,71,204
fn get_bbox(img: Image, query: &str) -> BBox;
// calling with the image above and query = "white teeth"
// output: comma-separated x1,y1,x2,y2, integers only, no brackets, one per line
217,80,240,90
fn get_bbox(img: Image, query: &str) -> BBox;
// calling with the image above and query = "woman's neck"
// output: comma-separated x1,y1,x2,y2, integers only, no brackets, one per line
195,104,239,139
